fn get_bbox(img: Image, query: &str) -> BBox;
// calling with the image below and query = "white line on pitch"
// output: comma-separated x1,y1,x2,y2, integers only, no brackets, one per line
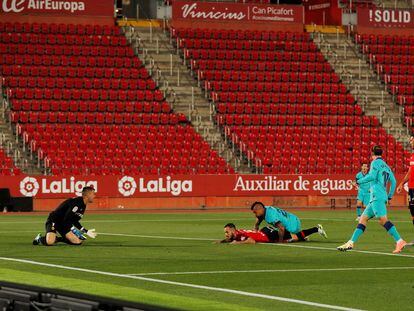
128,266,414,276
262,242,414,258
0,257,364,311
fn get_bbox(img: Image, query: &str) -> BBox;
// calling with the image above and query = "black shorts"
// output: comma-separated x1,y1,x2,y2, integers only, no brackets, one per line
260,226,292,242
45,216,71,237
409,189,414,216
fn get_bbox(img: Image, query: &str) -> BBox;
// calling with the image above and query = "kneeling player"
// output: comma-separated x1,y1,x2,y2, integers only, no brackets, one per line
33,186,97,246
220,223,326,244
250,202,328,243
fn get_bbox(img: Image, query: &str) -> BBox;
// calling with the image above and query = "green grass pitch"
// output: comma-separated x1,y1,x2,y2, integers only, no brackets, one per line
0,209,413,310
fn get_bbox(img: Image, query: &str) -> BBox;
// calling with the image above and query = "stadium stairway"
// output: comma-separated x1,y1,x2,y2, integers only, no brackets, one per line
123,24,254,173
377,0,413,8
313,30,411,148
0,101,43,174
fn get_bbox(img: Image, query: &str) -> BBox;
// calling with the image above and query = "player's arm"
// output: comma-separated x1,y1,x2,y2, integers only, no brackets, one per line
230,237,256,244
274,222,285,243
388,171,397,200
254,217,263,231
397,167,410,193
356,164,378,185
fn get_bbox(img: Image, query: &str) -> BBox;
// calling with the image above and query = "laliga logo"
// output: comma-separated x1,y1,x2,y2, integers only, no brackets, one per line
20,176,40,197
2,0,25,13
118,176,137,197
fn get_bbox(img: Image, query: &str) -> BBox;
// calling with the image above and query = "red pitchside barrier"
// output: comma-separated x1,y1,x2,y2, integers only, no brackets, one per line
0,174,364,199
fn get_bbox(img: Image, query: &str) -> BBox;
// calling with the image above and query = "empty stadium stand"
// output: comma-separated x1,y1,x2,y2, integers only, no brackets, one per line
356,33,414,134
173,27,409,174
0,22,233,175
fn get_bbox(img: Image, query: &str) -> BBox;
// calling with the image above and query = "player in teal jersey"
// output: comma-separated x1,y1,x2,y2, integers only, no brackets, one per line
355,162,370,221
251,202,327,243
338,146,407,254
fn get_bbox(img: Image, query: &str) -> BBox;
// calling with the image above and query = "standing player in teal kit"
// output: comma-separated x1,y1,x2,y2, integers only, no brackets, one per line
337,146,407,254
251,202,327,242
355,162,370,221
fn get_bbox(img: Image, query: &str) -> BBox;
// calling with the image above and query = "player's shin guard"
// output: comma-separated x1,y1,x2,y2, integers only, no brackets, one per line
350,223,366,243
383,221,401,242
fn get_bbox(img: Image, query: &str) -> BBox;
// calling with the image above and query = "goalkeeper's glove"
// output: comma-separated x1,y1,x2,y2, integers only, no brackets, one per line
71,226,87,240
85,228,97,239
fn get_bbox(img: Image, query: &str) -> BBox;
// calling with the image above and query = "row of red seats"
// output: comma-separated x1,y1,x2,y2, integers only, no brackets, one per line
0,33,128,46
12,100,171,113
1,43,134,57
380,64,414,75
229,125,395,141
172,28,310,41
0,22,122,36
50,165,233,175
213,92,355,104
372,54,414,65
10,88,164,101
1,65,148,79
21,124,195,136
186,49,326,62
192,59,333,72
362,44,414,55
388,85,414,96
207,81,348,94
217,114,380,126
1,54,142,68
5,77,156,90
200,70,340,83
11,112,186,125
356,33,414,45
216,103,362,115
397,95,414,106
179,38,318,52
385,75,414,86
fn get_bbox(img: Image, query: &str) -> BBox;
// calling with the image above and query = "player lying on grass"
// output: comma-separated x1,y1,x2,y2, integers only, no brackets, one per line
33,186,97,246
250,202,328,243
220,222,327,244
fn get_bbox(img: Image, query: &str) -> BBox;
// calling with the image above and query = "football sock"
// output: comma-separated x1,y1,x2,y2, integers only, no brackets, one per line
356,207,362,217
383,221,401,242
350,223,366,243
40,236,47,246
302,227,318,237
56,236,65,243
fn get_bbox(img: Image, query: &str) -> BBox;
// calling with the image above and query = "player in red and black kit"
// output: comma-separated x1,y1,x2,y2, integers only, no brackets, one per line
32,186,97,246
219,223,324,244
397,135,414,229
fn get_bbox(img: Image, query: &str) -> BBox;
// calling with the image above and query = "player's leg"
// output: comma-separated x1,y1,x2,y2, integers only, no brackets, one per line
409,189,414,227
33,218,57,246
295,225,327,240
374,203,406,253
356,198,363,221
337,205,372,251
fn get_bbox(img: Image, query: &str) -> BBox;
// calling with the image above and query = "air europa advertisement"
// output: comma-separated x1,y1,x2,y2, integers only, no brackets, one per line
0,0,113,16
0,175,361,198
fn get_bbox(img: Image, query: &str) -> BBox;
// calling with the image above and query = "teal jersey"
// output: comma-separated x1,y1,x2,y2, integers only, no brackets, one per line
356,172,370,194
357,157,396,200
264,206,301,233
